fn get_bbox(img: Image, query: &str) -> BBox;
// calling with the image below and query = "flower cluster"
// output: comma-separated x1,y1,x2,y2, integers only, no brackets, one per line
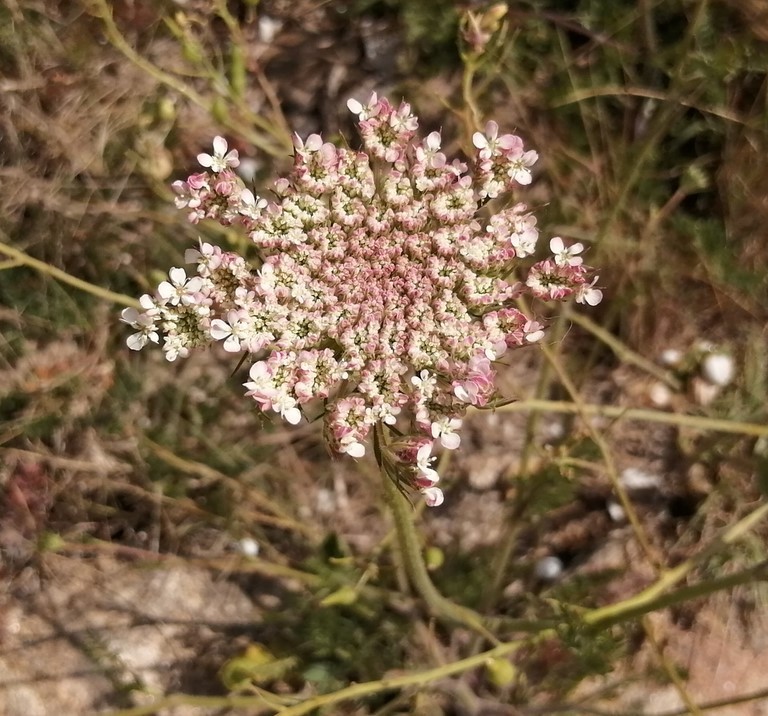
122,94,602,506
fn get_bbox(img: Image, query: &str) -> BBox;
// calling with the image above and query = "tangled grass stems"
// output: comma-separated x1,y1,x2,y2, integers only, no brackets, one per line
567,310,681,389
100,510,768,716
538,341,661,569
537,336,704,707
469,308,574,652
86,0,292,157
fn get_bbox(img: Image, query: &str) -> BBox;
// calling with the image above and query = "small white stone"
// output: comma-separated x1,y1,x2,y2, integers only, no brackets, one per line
620,467,660,490
258,16,282,44
540,418,566,444
701,353,735,387
315,488,336,515
534,556,563,581
660,348,683,367
648,382,672,407
236,537,260,557
606,499,626,522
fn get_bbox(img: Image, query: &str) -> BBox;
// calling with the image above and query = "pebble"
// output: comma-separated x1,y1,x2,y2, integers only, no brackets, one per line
534,556,564,581
236,537,260,557
620,467,661,490
701,353,735,387
649,382,672,407
606,499,626,522
660,348,683,367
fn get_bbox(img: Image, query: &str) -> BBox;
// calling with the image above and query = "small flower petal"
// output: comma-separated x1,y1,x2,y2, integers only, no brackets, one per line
422,486,444,507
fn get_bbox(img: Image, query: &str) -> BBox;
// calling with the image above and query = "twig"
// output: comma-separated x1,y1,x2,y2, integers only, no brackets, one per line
86,0,291,156
0,234,139,308
585,502,768,627
538,342,661,568
568,311,680,389
493,399,768,438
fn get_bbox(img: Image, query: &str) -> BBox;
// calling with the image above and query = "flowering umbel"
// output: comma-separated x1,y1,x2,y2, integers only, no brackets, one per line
122,94,602,506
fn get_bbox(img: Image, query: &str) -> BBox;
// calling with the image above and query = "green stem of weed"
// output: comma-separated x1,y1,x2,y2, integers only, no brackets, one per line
643,614,703,716
374,425,497,642
585,501,768,628
102,636,530,716
461,57,482,136
480,305,571,619
0,236,139,308
539,342,661,569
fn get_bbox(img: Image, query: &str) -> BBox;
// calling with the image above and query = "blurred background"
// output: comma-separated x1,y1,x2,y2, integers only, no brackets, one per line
1,1,767,714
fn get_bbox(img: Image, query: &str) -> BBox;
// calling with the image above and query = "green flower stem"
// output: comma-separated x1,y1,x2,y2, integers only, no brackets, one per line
103,637,532,716
103,549,768,716
481,303,572,614
643,613,703,716
0,235,140,308
379,456,498,642
272,638,530,716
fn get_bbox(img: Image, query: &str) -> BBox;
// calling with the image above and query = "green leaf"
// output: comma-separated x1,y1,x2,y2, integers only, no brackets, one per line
319,586,359,607
219,644,297,690
485,657,517,687
425,546,445,570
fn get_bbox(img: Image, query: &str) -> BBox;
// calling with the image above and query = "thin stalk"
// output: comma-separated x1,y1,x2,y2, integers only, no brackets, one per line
0,235,139,308
493,399,768,438
87,0,290,156
100,529,768,716
380,460,496,641
50,538,324,588
597,0,710,241
478,309,571,618
102,637,531,716
375,426,497,642
460,56,482,138
568,310,680,389
643,614,703,716
654,685,768,716
552,85,745,125
585,501,768,627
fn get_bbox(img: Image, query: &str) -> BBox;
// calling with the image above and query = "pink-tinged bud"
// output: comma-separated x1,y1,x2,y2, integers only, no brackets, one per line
453,353,495,406
422,486,444,507
187,173,208,190
214,176,236,196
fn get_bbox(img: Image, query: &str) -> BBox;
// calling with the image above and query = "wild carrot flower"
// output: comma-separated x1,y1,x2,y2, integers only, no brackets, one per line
122,95,602,505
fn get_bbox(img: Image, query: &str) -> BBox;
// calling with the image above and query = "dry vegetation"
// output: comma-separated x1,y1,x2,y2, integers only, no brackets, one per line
1,1,768,714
